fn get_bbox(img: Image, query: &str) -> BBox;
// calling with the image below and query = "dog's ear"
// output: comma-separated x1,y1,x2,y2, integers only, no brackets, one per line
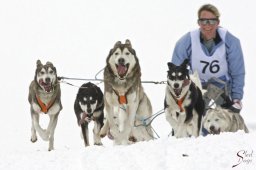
46,61,57,76
35,60,43,82
167,62,175,70
184,59,189,65
114,41,121,48
125,39,132,48
36,60,42,68
46,61,53,67
181,59,190,79
181,59,189,68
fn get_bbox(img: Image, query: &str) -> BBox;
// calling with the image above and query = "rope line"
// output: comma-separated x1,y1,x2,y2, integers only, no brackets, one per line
58,76,166,85
135,108,165,126
58,68,166,138
134,108,165,139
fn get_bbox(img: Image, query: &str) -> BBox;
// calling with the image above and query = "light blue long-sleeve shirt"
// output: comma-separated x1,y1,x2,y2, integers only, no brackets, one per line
171,27,245,100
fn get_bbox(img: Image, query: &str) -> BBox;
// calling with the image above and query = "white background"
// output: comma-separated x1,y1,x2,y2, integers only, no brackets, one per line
0,0,255,170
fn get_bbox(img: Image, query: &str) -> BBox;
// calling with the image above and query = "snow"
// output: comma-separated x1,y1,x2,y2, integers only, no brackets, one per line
0,0,255,170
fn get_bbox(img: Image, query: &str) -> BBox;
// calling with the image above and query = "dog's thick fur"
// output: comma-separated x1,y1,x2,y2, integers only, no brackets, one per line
164,59,205,138
74,82,104,147
28,60,62,151
202,106,249,134
100,39,153,145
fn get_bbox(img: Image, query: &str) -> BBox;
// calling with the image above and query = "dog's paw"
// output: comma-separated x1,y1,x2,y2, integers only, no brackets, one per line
94,142,103,146
128,136,137,143
99,124,108,138
100,133,106,138
30,136,37,143
99,129,107,138
107,131,114,140
48,146,54,151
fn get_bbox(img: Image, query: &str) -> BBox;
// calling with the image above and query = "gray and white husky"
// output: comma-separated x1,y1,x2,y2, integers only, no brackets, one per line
28,60,62,151
100,39,153,145
202,106,249,134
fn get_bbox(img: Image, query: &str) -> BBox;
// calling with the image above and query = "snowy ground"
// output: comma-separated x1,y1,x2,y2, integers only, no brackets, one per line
0,0,256,170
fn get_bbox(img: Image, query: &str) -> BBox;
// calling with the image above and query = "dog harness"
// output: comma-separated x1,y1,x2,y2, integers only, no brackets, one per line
170,92,187,112
168,80,190,112
112,88,128,105
36,94,56,113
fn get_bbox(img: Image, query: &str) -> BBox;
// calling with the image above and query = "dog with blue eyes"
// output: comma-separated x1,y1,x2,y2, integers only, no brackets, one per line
164,59,205,138
74,82,104,147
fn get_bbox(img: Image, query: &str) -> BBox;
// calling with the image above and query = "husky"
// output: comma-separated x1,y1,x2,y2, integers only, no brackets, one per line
99,39,153,145
202,106,249,134
28,60,62,151
74,82,104,147
164,59,205,138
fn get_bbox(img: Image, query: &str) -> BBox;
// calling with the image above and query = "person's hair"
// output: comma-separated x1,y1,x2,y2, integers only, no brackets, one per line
198,4,220,19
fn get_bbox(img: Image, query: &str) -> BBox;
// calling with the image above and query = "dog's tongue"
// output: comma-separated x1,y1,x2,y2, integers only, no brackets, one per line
44,85,51,93
174,88,182,97
41,81,51,93
79,112,87,125
117,64,127,77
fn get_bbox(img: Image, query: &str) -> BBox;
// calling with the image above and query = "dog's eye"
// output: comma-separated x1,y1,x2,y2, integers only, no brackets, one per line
168,75,175,80
90,100,96,104
115,52,119,55
176,74,185,80
49,70,54,74
40,71,45,75
177,76,182,80
207,120,210,122
125,52,130,55
215,119,219,121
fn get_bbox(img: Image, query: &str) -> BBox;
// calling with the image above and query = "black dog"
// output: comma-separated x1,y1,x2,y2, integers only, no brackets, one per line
74,82,104,147
164,59,205,138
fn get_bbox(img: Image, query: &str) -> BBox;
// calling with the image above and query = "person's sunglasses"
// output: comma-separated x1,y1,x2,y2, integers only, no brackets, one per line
198,18,218,25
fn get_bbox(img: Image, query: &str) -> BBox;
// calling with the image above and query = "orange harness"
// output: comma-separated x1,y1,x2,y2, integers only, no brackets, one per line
171,92,188,112
36,94,56,113
113,89,128,105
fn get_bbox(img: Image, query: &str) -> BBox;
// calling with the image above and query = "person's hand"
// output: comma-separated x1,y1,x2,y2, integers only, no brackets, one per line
229,99,242,113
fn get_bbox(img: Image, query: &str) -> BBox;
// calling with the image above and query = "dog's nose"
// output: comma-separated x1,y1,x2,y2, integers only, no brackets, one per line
45,77,51,83
174,83,179,89
210,126,215,131
118,58,125,65
87,108,92,113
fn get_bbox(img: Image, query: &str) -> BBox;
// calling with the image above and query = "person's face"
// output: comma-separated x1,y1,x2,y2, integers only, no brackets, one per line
198,10,219,40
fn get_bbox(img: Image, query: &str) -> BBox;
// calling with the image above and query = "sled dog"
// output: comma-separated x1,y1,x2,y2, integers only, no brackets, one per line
28,60,62,151
202,106,249,134
74,82,104,147
164,59,205,138
100,39,153,145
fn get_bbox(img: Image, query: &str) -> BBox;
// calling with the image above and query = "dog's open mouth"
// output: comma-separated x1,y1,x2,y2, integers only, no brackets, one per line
116,63,129,79
174,88,182,97
209,128,221,135
39,80,52,93
79,112,93,125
